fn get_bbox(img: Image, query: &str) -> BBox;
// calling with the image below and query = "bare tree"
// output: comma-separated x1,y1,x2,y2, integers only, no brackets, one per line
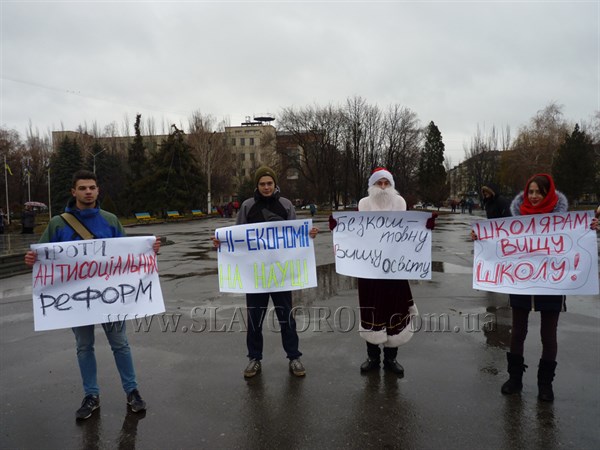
463,124,502,203
381,104,422,201
24,124,52,205
506,102,570,191
344,96,381,202
187,111,231,211
278,104,345,205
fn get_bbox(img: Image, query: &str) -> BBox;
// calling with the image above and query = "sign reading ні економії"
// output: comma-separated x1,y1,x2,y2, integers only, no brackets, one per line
215,219,317,293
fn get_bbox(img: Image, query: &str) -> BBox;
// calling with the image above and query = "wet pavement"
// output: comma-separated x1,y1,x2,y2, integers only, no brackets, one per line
1,211,599,449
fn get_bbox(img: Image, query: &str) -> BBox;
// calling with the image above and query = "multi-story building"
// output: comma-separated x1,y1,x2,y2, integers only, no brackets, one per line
225,119,277,180
51,117,280,205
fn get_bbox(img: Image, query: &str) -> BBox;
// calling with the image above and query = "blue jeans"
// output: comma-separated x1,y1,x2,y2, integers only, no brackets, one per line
246,291,302,361
72,322,138,396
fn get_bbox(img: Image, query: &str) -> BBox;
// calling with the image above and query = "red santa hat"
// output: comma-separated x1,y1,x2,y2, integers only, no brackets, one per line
368,167,395,188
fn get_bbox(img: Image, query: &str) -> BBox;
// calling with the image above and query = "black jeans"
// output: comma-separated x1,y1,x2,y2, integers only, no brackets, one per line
510,308,560,361
246,291,301,361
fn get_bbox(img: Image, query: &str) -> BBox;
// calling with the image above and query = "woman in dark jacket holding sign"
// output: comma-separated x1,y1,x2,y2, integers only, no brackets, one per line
499,173,597,402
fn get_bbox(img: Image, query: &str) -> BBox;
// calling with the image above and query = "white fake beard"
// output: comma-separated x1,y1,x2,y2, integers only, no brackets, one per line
368,185,399,209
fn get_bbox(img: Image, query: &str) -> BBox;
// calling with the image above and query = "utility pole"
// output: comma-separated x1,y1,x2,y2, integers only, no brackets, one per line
3,155,10,224
25,157,31,202
207,131,216,214
47,167,52,219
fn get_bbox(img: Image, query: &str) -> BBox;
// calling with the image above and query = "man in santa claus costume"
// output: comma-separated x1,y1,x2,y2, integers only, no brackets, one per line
356,168,419,377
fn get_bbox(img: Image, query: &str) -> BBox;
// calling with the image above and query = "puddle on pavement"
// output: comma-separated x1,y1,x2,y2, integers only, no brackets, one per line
161,269,218,280
160,261,472,297
180,250,212,260
431,261,472,274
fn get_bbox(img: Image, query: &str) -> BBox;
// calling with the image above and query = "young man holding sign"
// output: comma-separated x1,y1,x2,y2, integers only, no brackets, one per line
24,170,160,420
214,166,318,378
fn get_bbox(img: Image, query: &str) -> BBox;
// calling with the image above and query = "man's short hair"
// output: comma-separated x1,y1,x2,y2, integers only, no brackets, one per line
72,170,97,187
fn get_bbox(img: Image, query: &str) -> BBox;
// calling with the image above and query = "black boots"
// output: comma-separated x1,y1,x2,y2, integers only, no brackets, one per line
360,358,380,372
501,352,527,395
537,359,557,402
360,342,381,372
501,353,557,402
361,343,404,376
383,347,404,377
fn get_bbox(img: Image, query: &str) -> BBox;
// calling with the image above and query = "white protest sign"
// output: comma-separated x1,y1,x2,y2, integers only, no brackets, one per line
31,236,165,331
332,211,433,280
215,219,317,293
472,211,599,295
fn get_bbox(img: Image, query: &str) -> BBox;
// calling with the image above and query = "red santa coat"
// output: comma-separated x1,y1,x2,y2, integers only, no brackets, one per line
357,193,418,347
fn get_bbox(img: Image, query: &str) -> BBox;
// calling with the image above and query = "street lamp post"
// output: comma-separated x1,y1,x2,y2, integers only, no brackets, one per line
25,156,31,202
47,167,52,219
85,147,107,174
207,131,216,214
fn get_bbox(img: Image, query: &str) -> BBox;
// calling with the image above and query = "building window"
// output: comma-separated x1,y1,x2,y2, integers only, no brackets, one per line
240,138,245,146
231,138,236,146
250,138,255,146
250,153,255,161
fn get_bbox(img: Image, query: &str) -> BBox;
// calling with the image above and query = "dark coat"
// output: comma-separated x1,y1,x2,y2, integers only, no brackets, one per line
481,183,511,219
508,189,569,312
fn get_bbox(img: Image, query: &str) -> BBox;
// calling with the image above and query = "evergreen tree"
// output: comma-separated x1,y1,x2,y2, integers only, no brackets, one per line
129,114,146,180
141,128,205,215
92,141,128,215
236,178,256,205
50,136,83,215
552,124,597,203
127,114,147,214
418,121,448,205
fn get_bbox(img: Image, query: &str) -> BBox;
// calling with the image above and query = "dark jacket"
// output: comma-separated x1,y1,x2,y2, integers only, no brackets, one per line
481,183,511,219
236,189,296,225
508,190,569,312
22,209,36,228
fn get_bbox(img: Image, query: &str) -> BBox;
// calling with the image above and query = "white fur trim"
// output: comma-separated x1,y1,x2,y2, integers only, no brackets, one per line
359,304,419,347
359,327,388,345
368,169,395,188
385,304,419,347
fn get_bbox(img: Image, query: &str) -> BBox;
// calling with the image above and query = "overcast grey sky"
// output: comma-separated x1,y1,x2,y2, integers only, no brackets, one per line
1,0,597,166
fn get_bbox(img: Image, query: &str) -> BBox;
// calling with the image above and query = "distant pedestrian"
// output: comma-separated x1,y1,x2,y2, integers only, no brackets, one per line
467,198,474,215
21,205,35,234
309,202,316,217
481,183,511,219
0,207,5,234
460,198,466,214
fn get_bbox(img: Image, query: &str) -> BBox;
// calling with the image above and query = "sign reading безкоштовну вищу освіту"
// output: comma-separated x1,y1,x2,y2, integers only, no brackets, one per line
332,211,433,280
